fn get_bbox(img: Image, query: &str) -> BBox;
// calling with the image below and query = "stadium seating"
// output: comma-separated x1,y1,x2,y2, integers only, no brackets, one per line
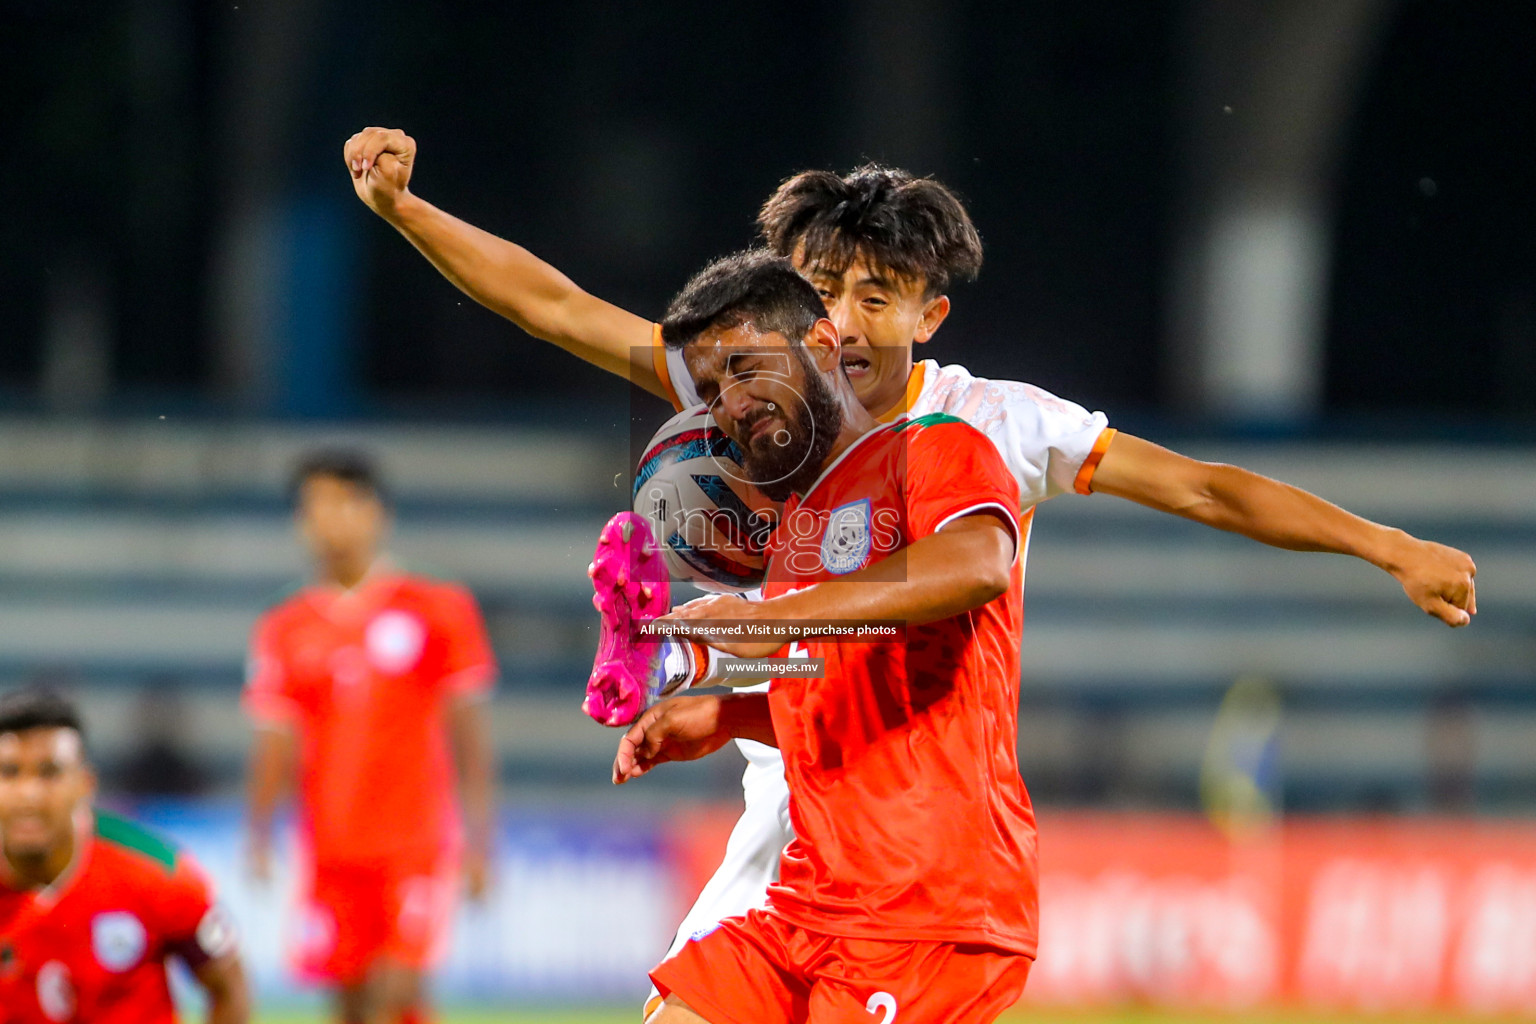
1,418,1531,810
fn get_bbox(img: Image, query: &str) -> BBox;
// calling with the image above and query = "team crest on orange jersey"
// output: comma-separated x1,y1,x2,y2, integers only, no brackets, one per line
366,610,428,673
821,499,873,574
91,911,147,972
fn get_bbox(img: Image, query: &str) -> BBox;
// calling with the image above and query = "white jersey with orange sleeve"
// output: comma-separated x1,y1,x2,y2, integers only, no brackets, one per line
656,330,1114,506
903,360,1115,504
643,345,1116,1016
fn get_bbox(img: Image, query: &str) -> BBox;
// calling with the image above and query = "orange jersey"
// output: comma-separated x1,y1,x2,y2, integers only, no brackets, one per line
761,414,1039,956
0,811,236,1024
291,847,460,984
243,568,496,863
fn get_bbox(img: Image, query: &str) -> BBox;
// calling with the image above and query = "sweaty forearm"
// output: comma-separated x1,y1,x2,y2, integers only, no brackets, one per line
384,194,660,389
386,194,577,333
1093,433,1475,626
760,519,1013,633
1190,464,1410,569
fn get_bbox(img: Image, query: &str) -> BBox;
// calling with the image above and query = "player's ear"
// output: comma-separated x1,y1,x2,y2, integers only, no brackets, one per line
805,318,841,371
914,295,951,345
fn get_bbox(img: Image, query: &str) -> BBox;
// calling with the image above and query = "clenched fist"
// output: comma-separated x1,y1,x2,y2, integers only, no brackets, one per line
1389,536,1478,627
343,126,417,218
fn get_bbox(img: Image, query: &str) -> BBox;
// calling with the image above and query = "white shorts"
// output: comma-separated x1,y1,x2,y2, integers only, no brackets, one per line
645,738,793,1014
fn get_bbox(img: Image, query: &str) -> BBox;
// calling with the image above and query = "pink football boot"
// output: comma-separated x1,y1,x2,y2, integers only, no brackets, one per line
583,511,672,727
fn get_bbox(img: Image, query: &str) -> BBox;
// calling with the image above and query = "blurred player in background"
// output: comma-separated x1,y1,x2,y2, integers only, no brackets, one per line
340,127,1477,1015
243,451,497,1024
616,252,1037,1022
0,689,248,1024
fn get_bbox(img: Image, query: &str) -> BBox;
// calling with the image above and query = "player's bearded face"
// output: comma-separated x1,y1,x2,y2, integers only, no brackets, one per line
734,344,842,502
0,730,91,857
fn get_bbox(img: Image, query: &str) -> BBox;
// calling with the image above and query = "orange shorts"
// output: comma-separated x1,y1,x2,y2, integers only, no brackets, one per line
650,908,1032,1024
292,851,460,985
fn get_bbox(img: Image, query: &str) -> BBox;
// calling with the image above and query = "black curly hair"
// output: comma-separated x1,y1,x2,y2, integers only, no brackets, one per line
757,164,983,297
659,249,826,350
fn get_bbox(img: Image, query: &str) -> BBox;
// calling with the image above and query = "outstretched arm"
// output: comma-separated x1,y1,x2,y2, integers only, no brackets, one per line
618,516,1015,777
661,513,1016,658
343,127,666,398
1090,433,1477,626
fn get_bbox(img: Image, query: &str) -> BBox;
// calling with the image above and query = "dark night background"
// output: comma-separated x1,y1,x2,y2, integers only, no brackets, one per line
4,0,1532,426
3,13,1536,999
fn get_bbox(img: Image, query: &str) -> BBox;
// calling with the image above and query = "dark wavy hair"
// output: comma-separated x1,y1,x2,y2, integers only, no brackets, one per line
288,449,388,507
757,163,983,296
660,249,826,350
0,689,85,744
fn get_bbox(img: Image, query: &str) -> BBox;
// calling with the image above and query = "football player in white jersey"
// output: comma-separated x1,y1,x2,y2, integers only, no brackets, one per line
342,128,1478,1018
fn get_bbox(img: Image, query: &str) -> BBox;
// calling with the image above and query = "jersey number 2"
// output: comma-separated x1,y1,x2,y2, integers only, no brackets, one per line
865,991,898,1022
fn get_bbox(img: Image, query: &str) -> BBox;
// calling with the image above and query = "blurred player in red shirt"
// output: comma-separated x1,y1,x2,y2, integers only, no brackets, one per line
613,252,1035,1023
0,689,247,1024
243,451,497,1024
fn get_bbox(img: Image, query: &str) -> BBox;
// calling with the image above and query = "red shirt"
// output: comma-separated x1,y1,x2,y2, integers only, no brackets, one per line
761,414,1039,956
243,568,496,863
0,811,235,1024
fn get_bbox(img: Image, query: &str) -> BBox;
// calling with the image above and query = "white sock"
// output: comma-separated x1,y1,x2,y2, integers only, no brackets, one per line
658,638,698,698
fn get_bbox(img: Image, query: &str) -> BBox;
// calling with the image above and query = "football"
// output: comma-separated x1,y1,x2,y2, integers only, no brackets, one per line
631,405,774,593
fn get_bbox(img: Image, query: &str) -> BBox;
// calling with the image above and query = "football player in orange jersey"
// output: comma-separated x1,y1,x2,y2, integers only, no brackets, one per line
0,689,248,1024
615,252,1038,1023
340,128,1477,1018
243,451,497,1024
340,126,1474,631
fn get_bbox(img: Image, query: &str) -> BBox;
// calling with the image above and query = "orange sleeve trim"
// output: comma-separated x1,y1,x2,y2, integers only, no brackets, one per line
644,994,665,1020
651,322,684,412
1073,427,1118,495
688,639,712,687
876,361,927,424
904,360,926,411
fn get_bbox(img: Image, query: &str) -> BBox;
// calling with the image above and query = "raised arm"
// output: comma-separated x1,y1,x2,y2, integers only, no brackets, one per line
1090,432,1477,626
343,127,666,398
